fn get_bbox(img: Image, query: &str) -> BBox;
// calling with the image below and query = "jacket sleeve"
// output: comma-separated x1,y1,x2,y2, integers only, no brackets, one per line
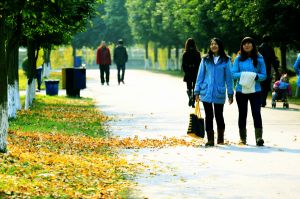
194,58,205,95
113,48,116,63
125,48,128,62
107,48,112,65
96,48,100,64
294,54,300,75
225,59,234,97
181,53,187,73
196,52,201,71
256,55,267,82
231,56,241,80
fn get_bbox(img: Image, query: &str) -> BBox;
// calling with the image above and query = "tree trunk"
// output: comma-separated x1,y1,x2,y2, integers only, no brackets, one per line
72,42,77,67
167,46,172,70
7,33,20,118
0,17,8,153
154,43,159,69
175,46,179,70
144,41,150,69
15,44,21,110
25,39,39,110
42,47,51,78
280,44,287,73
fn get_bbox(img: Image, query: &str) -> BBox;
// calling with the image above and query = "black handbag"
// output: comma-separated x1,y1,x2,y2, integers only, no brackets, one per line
187,101,205,138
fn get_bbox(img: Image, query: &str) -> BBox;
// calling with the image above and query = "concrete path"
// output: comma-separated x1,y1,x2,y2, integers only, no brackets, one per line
81,69,300,199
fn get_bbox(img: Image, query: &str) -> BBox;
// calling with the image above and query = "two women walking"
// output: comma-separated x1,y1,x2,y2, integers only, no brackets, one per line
185,37,267,147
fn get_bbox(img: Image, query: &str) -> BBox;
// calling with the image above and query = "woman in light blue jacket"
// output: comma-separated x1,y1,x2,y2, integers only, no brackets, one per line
194,38,234,147
232,37,266,146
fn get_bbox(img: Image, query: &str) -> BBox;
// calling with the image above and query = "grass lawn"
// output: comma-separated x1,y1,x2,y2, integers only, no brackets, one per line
2,95,135,198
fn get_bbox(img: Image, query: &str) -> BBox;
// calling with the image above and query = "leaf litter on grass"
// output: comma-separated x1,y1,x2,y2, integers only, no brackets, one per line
2,95,204,198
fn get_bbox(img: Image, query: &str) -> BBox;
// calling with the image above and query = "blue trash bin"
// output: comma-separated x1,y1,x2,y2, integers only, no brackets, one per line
65,68,86,97
74,56,82,68
45,80,59,96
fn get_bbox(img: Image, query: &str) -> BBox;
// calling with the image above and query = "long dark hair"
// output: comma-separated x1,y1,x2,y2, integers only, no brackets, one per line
184,38,199,52
206,37,229,63
239,37,258,67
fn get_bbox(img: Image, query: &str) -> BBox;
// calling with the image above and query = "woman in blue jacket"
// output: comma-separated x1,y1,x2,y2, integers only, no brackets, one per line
231,37,267,146
194,38,234,147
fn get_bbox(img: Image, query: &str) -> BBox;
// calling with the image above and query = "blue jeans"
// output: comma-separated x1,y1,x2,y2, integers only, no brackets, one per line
236,92,262,129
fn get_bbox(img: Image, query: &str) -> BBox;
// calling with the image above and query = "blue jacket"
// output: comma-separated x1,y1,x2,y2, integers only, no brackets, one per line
231,54,267,93
194,56,234,104
293,54,300,86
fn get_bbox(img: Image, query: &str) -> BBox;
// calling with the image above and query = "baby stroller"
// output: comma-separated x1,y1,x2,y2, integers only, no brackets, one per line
271,74,292,108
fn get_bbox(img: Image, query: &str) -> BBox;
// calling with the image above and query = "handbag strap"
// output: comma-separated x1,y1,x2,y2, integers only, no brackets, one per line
194,101,202,118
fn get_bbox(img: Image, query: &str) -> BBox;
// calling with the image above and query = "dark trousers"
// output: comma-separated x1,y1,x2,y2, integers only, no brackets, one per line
187,81,196,92
202,102,225,132
99,64,110,84
236,92,262,129
117,64,125,83
260,76,272,106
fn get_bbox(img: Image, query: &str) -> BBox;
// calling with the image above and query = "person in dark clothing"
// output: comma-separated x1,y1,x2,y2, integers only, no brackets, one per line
96,41,111,85
182,38,201,107
258,35,280,107
113,39,128,84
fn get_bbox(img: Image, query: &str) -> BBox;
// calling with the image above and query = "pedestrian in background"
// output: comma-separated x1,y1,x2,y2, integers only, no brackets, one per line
258,34,280,107
294,53,300,97
96,41,111,85
113,39,128,85
194,38,233,147
182,38,201,107
231,37,266,146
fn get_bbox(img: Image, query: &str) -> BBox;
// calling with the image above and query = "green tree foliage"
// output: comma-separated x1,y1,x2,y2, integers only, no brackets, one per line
72,4,106,49
104,0,132,45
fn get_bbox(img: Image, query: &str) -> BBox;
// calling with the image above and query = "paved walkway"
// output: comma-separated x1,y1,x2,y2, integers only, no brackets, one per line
80,69,300,199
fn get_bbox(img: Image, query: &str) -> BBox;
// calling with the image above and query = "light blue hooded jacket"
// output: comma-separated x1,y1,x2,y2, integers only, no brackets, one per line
194,56,234,104
293,53,300,87
231,54,267,93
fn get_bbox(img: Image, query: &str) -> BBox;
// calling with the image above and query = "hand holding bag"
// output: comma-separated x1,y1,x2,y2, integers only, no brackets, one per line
187,101,205,138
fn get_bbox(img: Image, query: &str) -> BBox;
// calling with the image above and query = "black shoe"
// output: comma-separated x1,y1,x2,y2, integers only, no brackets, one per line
256,138,264,146
106,82,109,86
121,80,125,84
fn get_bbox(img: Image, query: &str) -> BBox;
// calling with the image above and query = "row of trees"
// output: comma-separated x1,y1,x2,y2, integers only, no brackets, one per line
1,0,300,152
0,0,100,153
127,0,300,69
73,0,300,70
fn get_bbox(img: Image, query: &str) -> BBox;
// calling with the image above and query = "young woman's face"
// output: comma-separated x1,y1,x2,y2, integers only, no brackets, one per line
210,40,219,54
243,42,253,53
